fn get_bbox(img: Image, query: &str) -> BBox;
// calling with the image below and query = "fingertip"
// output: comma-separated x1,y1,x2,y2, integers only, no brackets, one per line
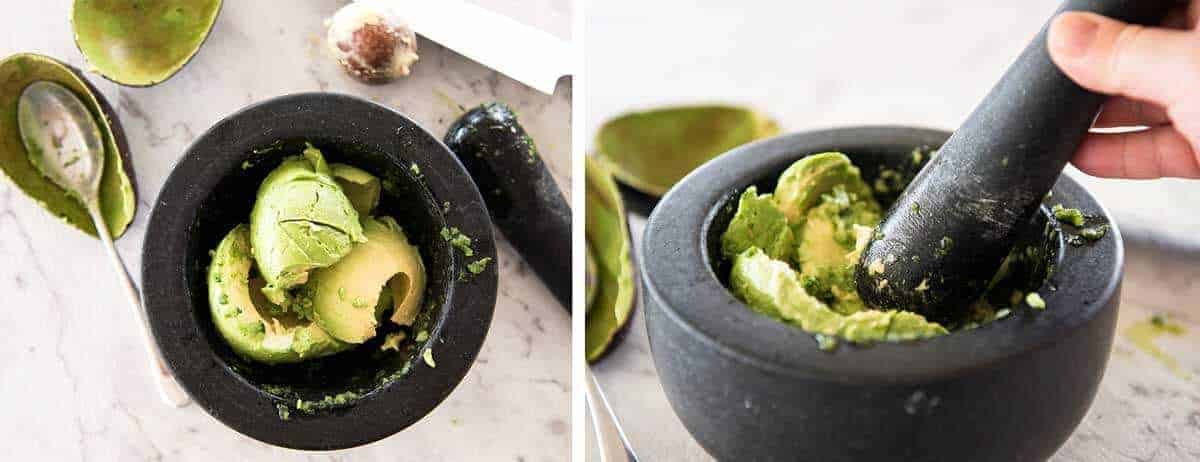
1070,134,1126,178
1048,12,1101,60
1072,128,1200,179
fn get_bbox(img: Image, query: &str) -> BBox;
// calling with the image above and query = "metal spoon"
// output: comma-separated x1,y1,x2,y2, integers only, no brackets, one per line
17,81,190,408
586,366,640,462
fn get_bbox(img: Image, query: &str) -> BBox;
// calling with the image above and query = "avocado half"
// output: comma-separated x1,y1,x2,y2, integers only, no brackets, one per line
71,0,223,87
0,53,136,237
209,225,350,364
584,156,636,362
304,216,427,344
594,105,779,197
250,147,366,306
331,163,382,217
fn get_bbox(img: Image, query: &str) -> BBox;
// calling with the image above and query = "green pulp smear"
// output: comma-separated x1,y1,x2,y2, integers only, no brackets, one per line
720,152,1048,350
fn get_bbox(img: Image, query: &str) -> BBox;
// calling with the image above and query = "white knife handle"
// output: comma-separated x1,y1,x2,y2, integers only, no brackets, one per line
363,0,573,94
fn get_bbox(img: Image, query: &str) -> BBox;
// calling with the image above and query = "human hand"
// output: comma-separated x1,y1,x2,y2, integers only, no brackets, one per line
1048,5,1200,179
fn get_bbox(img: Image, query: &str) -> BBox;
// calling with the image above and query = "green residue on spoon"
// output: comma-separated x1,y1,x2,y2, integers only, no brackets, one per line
1124,314,1191,380
594,105,779,196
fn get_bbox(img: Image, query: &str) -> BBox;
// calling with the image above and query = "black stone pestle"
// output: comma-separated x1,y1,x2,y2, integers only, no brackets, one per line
445,102,572,310
855,0,1175,320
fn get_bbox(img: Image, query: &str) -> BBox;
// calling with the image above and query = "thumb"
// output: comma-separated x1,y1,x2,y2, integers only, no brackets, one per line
1047,11,1200,109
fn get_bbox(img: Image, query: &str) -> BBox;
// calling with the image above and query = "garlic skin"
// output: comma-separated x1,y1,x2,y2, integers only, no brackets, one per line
326,1,419,83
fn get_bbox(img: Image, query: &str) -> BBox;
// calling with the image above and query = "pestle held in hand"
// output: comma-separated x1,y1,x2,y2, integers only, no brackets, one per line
854,0,1173,321
445,102,572,310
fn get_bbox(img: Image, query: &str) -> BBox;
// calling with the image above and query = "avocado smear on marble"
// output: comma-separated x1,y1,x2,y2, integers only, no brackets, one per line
721,152,1043,350
208,144,427,365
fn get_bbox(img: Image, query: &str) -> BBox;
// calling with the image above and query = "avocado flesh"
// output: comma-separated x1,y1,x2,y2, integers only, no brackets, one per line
0,53,135,238
250,146,366,306
303,216,426,344
208,225,349,364
794,187,879,315
331,163,381,216
595,105,778,197
723,152,947,348
584,157,636,362
584,243,598,314
720,186,794,262
71,0,222,86
773,152,877,225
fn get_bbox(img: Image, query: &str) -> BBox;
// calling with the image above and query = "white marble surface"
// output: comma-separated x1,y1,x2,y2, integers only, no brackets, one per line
0,1,571,461
586,1,1200,460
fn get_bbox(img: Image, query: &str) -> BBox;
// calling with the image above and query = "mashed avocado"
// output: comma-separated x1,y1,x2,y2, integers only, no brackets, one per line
721,152,1037,350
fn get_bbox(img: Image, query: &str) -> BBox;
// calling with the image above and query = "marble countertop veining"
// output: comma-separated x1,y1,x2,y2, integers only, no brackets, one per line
587,1,1200,460
0,1,570,461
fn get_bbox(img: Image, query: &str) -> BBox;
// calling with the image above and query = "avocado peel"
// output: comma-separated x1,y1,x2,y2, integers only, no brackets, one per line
0,53,136,238
595,105,779,197
71,0,223,87
585,157,636,362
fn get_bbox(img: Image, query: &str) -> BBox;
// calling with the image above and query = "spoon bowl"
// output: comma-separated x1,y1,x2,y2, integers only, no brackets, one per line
17,81,105,207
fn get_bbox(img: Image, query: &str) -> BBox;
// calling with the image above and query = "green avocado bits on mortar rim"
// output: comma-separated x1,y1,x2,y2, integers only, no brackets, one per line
208,144,428,365
0,53,136,238
71,0,223,87
721,152,1052,351
594,104,779,197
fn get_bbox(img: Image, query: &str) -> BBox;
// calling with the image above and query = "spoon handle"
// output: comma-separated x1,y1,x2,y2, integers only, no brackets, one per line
88,205,191,408
586,366,639,462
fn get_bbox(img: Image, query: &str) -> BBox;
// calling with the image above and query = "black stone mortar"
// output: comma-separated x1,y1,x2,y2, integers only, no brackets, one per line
641,126,1124,461
142,93,497,450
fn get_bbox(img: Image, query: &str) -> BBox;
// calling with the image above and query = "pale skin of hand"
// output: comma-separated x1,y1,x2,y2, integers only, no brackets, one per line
1047,5,1200,179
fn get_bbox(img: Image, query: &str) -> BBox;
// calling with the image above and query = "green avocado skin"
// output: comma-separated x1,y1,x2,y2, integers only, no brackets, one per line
595,105,779,196
584,157,636,362
250,146,366,305
72,0,223,86
208,225,349,364
0,53,136,238
723,152,947,348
